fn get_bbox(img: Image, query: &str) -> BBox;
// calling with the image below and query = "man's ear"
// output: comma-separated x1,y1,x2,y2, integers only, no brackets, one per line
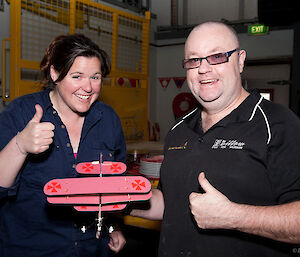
238,49,246,73
50,65,59,83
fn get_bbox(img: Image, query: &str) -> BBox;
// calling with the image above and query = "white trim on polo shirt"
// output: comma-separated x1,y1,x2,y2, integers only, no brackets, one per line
171,108,198,131
248,96,271,144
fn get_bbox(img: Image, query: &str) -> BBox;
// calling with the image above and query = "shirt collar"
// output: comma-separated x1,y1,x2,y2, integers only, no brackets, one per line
43,89,103,121
219,89,262,124
42,89,54,110
40,89,104,142
185,89,263,132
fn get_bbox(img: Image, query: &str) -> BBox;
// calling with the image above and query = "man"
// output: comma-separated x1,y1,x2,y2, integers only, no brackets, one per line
131,21,300,257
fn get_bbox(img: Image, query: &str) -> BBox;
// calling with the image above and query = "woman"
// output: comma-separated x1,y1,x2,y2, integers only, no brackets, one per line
0,34,126,257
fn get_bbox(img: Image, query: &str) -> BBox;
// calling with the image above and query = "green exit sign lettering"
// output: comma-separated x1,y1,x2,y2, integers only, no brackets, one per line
248,24,269,35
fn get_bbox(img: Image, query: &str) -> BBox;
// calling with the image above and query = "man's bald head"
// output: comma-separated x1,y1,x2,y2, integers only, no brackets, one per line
186,22,240,51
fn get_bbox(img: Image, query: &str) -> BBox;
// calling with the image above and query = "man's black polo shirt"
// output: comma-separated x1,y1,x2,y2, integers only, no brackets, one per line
159,90,300,257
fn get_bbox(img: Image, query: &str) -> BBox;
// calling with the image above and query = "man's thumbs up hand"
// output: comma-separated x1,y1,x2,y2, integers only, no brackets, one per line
16,104,55,155
189,172,234,230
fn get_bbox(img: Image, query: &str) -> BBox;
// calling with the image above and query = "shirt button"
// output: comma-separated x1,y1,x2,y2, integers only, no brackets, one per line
52,110,57,115
66,143,71,147
56,145,60,149
72,164,76,168
74,242,78,246
109,153,112,157
61,125,65,129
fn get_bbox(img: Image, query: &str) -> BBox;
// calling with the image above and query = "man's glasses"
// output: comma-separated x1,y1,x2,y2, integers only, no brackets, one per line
182,48,239,69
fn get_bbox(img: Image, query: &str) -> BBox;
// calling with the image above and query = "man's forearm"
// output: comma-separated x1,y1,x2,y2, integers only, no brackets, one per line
130,189,164,220
231,201,300,244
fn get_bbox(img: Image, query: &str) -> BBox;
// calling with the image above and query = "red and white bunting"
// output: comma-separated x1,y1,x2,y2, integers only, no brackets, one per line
128,78,137,87
173,77,186,89
117,77,125,86
158,77,171,89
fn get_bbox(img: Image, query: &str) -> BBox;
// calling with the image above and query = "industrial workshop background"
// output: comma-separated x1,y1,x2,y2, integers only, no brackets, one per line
2,0,150,142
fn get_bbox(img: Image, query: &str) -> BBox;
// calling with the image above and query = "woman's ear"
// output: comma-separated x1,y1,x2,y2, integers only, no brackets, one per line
50,65,59,83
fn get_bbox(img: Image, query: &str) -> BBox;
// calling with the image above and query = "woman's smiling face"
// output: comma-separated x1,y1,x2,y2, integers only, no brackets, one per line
50,56,102,114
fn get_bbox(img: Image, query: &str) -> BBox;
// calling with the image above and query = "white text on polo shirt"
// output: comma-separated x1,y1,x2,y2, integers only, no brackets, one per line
212,139,245,150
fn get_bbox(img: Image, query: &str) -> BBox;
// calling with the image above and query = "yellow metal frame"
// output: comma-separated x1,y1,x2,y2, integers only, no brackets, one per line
5,0,151,142
2,38,10,100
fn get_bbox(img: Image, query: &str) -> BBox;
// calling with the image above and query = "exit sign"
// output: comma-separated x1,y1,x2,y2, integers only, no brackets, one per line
248,24,269,35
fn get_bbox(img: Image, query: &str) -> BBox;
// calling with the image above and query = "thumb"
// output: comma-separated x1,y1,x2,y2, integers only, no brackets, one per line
30,104,43,123
198,172,216,193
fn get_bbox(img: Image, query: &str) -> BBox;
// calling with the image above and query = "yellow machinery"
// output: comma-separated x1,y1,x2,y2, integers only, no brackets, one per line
3,0,150,142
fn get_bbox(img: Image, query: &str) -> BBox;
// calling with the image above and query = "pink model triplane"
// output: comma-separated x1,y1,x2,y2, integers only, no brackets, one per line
44,154,152,238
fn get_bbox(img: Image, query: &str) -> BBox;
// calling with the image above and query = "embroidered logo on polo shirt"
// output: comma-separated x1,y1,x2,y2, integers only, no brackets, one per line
212,139,245,150
168,141,188,150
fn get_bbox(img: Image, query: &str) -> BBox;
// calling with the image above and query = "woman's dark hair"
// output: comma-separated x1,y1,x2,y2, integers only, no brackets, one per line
40,34,111,90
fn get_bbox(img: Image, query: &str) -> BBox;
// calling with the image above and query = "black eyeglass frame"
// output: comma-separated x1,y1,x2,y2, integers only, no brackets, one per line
182,48,239,69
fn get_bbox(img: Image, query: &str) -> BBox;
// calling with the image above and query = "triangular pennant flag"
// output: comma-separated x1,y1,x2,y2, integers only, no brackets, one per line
173,77,186,89
159,77,171,89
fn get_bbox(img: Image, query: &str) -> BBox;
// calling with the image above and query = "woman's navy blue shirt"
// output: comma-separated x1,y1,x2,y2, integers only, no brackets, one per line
0,90,126,257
